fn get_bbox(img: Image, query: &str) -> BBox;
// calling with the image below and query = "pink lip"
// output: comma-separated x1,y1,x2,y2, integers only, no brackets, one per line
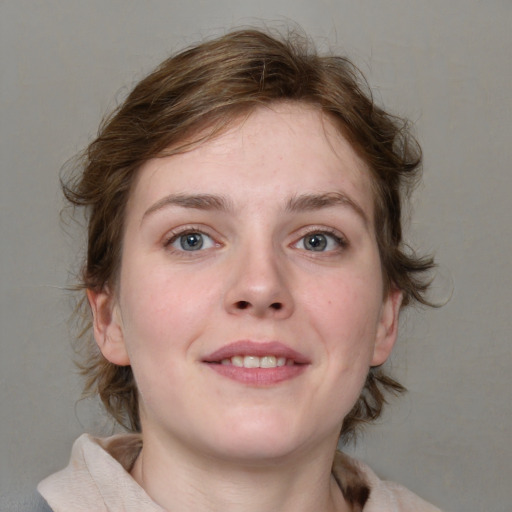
202,340,310,386
203,340,310,364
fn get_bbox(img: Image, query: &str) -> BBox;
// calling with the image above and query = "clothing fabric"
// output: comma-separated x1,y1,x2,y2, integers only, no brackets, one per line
38,434,441,512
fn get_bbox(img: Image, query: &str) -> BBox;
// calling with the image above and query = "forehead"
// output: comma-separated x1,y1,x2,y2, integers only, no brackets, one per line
128,103,375,220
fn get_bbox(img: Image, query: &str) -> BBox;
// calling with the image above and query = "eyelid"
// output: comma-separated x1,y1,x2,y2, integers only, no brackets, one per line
163,225,221,251
291,226,348,252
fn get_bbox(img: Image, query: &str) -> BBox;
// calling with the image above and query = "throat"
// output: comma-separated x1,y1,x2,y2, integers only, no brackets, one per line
127,444,351,512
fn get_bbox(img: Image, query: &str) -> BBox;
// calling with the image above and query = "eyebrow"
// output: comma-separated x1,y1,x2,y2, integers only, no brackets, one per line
142,193,233,221
142,191,369,227
286,192,369,227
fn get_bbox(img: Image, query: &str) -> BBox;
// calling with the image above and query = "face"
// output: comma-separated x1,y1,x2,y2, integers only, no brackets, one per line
90,103,401,464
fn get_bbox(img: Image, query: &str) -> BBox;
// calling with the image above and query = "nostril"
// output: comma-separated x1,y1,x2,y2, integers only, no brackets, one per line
234,301,283,311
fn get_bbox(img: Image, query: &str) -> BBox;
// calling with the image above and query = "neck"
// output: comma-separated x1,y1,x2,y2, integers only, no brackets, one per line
130,431,350,512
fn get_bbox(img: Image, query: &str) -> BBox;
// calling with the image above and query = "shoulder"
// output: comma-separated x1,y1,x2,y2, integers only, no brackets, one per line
37,433,162,512
333,452,442,512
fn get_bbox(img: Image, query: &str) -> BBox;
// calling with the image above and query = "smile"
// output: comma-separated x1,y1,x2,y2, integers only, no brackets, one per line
203,341,309,385
221,355,291,368
204,340,310,365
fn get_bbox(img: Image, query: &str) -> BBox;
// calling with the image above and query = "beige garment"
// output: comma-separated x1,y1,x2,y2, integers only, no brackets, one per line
38,434,441,512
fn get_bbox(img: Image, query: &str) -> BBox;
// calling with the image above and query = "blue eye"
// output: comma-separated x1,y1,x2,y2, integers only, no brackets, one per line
169,232,215,251
296,232,345,252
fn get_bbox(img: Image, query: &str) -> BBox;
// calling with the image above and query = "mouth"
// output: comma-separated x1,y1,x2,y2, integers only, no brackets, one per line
219,355,292,368
202,341,309,385
204,340,309,365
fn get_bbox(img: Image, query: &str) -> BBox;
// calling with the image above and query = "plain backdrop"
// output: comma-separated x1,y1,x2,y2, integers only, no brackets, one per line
1,1,511,511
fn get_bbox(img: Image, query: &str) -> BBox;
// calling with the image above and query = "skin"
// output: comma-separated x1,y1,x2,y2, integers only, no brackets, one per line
88,103,402,512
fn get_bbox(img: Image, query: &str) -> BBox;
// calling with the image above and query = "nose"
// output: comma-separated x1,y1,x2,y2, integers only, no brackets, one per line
224,242,294,319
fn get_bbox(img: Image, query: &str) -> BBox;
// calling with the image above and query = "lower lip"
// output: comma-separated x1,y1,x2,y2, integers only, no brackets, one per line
205,363,307,385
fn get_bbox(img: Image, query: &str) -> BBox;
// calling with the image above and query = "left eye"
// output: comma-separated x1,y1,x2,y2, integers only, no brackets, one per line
170,232,215,251
295,232,344,252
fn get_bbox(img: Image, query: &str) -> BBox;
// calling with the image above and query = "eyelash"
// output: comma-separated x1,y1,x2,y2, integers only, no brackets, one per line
163,226,218,253
293,228,348,253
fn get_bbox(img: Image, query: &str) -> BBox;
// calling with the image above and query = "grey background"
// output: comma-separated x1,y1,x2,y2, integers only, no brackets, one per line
1,1,511,511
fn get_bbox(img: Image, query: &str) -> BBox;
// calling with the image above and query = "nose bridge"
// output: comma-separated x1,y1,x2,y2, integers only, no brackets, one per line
224,230,293,318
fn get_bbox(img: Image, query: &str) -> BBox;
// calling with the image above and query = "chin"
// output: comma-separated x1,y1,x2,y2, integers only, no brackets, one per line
212,437,301,465
200,414,316,464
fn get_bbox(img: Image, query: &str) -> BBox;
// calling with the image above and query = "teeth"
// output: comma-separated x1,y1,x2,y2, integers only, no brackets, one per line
244,355,260,368
260,356,276,368
221,355,291,368
231,355,244,367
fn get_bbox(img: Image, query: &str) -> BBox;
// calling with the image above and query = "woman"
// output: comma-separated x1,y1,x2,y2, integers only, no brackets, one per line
38,29,440,511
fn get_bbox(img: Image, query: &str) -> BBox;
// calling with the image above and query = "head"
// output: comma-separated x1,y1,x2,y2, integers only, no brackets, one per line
65,28,434,442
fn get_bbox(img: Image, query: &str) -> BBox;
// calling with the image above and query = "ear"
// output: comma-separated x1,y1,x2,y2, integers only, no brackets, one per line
371,288,403,367
87,288,130,366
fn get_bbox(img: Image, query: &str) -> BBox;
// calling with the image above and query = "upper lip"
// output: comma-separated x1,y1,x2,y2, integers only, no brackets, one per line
203,340,310,364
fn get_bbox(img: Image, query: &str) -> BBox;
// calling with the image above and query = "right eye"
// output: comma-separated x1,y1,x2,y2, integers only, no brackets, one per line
167,231,216,252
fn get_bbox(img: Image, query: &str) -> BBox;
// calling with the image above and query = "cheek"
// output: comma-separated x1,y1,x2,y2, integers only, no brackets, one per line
119,263,219,358
300,283,382,433
304,273,384,361
117,274,197,405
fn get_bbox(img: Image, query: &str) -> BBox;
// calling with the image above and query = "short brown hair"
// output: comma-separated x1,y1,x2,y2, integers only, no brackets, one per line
64,28,434,440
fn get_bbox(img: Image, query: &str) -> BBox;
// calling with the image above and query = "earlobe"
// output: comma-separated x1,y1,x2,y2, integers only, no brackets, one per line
86,288,131,366
371,288,403,367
